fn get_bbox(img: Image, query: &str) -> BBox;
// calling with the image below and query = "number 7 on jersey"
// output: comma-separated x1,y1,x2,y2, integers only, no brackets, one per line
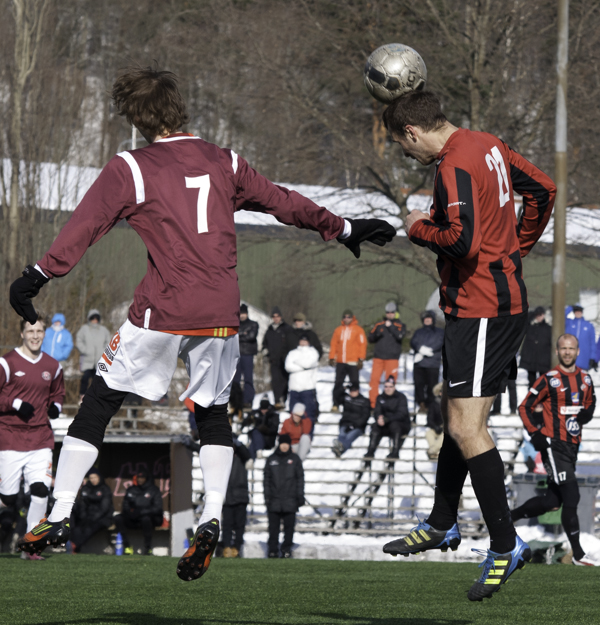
185,175,211,233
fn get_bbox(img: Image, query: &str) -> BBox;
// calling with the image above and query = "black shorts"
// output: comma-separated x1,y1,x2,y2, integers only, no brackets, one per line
443,312,527,398
542,440,578,485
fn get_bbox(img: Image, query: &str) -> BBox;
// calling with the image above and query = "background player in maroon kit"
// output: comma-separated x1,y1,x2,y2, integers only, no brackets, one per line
9,66,394,579
514,334,597,566
0,318,64,559
379,91,556,601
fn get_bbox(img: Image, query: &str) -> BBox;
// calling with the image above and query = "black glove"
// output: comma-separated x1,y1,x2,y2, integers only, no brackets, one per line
17,401,35,421
47,403,60,419
589,359,598,371
530,431,549,452
9,265,49,324
338,218,396,259
357,359,363,371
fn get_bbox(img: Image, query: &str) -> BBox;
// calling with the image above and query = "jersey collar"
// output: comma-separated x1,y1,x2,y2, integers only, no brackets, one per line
15,347,43,364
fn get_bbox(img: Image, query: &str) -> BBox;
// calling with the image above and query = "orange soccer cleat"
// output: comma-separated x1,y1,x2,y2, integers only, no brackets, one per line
18,517,71,554
176,519,220,582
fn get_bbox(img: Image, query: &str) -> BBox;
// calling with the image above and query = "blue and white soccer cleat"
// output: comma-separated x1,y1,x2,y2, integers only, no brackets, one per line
467,535,531,601
383,520,461,557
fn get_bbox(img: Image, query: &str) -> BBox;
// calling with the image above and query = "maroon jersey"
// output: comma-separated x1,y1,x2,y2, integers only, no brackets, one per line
38,134,345,331
0,349,65,451
408,129,556,319
519,367,596,445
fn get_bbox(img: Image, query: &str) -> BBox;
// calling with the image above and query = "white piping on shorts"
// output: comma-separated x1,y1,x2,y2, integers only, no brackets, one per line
473,318,488,397
546,442,560,482
117,152,145,203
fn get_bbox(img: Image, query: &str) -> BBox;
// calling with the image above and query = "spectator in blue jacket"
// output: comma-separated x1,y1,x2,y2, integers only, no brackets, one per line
410,311,445,413
41,313,73,362
565,304,597,370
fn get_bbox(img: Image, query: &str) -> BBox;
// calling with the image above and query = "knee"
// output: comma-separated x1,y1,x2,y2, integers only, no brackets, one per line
29,482,49,498
0,493,17,506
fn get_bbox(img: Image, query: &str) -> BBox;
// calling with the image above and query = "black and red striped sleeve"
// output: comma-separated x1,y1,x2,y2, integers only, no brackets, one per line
408,166,482,259
519,375,547,433
507,145,556,258
578,378,596,426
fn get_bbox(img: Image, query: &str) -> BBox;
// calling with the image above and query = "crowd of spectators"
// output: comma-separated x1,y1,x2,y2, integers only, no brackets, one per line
8,298,599,561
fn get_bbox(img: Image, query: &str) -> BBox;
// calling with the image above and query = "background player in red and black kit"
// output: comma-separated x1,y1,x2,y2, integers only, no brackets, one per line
9,66,394,579
0,319,64,559
514,334,597,566
379,91,556,601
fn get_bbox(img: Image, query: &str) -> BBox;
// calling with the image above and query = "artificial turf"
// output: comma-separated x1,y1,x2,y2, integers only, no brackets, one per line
1,553,598,625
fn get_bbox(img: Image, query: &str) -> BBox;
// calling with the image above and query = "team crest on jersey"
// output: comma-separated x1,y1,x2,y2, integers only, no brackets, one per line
566,416,581,437
572,392,580,404
581,383,588,391
546,370,558,376
550,378,561,388
101,332,121,368
42,371,51,381
584,375,592,385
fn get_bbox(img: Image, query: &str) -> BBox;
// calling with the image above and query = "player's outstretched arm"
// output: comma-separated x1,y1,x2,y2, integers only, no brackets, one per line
233,155,395,256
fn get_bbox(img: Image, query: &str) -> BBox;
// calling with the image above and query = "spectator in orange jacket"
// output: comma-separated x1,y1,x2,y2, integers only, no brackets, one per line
329,310,367,412
279,403,312,460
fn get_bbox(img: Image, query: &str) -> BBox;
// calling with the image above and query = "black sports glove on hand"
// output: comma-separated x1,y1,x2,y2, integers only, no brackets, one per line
9,265,49,324
17,401,35,421
47,403,60,420
589,359,598,371
530,430,549,452
338,218,396,259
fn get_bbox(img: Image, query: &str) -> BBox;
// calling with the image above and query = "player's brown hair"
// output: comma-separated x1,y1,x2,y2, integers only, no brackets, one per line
112,65,189,140
20,315,47,332
382,90,447,137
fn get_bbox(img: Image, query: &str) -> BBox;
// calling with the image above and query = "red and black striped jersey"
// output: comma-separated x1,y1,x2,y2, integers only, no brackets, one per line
408,129,556,319
519,366,596,445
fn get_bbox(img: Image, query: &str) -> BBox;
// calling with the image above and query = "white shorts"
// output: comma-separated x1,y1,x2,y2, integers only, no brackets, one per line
97,319,240,407
0,448,53,495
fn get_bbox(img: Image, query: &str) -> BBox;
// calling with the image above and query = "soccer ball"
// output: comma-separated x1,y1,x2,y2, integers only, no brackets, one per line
364,43,427,104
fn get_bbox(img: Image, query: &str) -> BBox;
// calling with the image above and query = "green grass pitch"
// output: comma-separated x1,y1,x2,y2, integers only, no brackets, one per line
1,553,598,625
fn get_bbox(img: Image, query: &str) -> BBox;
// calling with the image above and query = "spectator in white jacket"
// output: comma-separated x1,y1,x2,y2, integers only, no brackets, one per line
285,335,320,428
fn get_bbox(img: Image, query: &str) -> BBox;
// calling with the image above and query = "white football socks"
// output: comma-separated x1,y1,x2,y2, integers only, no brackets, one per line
48,435,98,523
198,444,233,525
27,495,48,532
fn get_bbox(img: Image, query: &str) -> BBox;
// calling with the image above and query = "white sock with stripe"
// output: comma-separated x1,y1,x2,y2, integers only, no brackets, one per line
198,445,233,525
48,436,98,523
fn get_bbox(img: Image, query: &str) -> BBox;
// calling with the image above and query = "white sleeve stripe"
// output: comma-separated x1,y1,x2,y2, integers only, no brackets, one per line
117,151,145,203
54,363,62,380
530,387,539,395
231,150,239,174
0,357,9,383
34,264,49,279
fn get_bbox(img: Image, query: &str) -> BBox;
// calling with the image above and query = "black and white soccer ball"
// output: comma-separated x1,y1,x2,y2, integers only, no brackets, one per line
364,43,427,104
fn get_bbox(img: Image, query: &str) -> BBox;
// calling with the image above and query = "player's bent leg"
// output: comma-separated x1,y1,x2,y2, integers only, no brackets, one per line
468,535,531,601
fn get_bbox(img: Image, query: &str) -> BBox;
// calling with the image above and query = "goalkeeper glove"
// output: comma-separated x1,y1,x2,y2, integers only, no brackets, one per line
9,265,49,324
338,218,396,259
